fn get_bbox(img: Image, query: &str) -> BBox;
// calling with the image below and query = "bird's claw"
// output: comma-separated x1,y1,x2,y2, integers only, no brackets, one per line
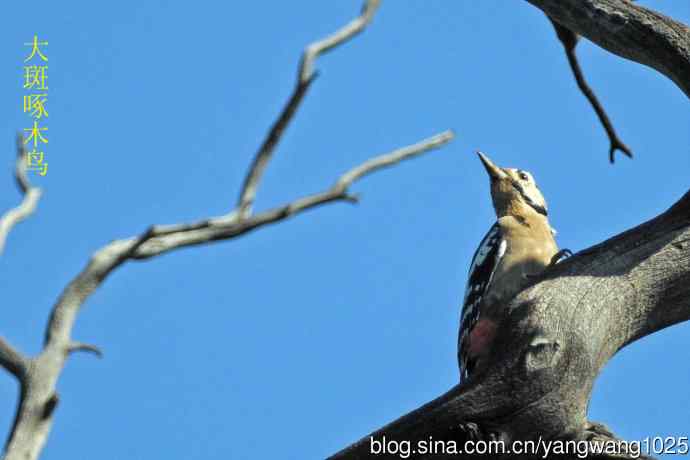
523,249,573,280
583,420,614,439
456,422,482,441
549,248,573,267
455,422,500,442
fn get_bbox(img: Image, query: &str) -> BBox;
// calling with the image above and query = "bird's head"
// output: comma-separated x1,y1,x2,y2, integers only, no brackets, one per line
477,152,548,219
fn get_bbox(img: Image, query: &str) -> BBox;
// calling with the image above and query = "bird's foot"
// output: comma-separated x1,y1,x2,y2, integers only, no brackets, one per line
583,420,614,439
454,421,500,442
523,249,573,280
456,422,482,441
549,249,573,267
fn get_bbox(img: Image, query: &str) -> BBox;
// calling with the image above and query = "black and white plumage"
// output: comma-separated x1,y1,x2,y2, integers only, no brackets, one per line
458,222,505,382
456,152,569,383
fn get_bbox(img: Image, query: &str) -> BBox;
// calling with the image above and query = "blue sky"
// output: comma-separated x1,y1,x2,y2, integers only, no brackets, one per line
1,1,689,459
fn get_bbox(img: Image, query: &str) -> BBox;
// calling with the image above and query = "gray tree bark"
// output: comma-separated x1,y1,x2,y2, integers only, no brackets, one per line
1,1,688,459
331,189,690,459
528,0,690,98
331,1,690,458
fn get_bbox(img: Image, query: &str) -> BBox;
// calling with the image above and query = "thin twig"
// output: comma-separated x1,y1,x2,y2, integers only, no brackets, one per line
66,342,103,359
130,131,455,259
550,19,633,164
236,0,381,217
0,337,28,380
299,0,381,84
0,135,42,255
335,132,453,189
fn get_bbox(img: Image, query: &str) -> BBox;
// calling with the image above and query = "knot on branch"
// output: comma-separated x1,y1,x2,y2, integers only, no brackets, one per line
525,337,562,372
452,421,509,445
41,393,59,420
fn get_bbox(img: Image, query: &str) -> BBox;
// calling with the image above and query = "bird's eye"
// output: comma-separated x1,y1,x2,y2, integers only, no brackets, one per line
519,172,529,181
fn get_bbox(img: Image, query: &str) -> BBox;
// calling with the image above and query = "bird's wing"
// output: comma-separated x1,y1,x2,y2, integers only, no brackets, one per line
458,222,506,381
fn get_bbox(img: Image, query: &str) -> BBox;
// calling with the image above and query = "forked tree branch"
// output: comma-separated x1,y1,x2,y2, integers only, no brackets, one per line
331,3,690,455
0,135,42,256
3,1,687,459
236,0,381,218
549,19,633,163
331,189,690,460
43,130,453,351
528,0,690,99
4,129,451,460
0,2,454,459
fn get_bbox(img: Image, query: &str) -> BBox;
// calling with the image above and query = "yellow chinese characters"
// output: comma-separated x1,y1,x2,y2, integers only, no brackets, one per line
26,149,48,176
24,35,48,62
22,35,49,175
24,121,48,149
23,65,49,90
23,94,48,119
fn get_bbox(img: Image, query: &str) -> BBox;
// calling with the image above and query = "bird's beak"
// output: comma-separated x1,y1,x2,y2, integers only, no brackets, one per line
477,151,507,181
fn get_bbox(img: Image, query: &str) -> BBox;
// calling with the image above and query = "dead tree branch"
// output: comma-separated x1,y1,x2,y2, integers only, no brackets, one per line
43,129,453,354
237,0,381,218
549,19,633,163
330,3,690,457
0,2,453,459
529,0,690,99
0,135,42,256
331,189,690,460
2,129,445,460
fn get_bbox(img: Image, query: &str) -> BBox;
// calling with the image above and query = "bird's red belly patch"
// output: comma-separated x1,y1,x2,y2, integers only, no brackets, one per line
467,319,497,357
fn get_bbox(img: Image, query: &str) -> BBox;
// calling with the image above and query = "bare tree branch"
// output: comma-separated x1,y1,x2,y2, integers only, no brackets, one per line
0,135,42,256
108,131,451,261
1,2,454,457
236,0,381,218
528,0,690,99
66,342,103,359
329,2,690,457
7,129,451,460
331,189,690,460
0,337,27,380
6,1,683,458
549,19,633,163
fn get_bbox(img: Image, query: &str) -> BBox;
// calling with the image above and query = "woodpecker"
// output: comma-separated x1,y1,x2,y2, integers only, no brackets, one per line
458,152,569,382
